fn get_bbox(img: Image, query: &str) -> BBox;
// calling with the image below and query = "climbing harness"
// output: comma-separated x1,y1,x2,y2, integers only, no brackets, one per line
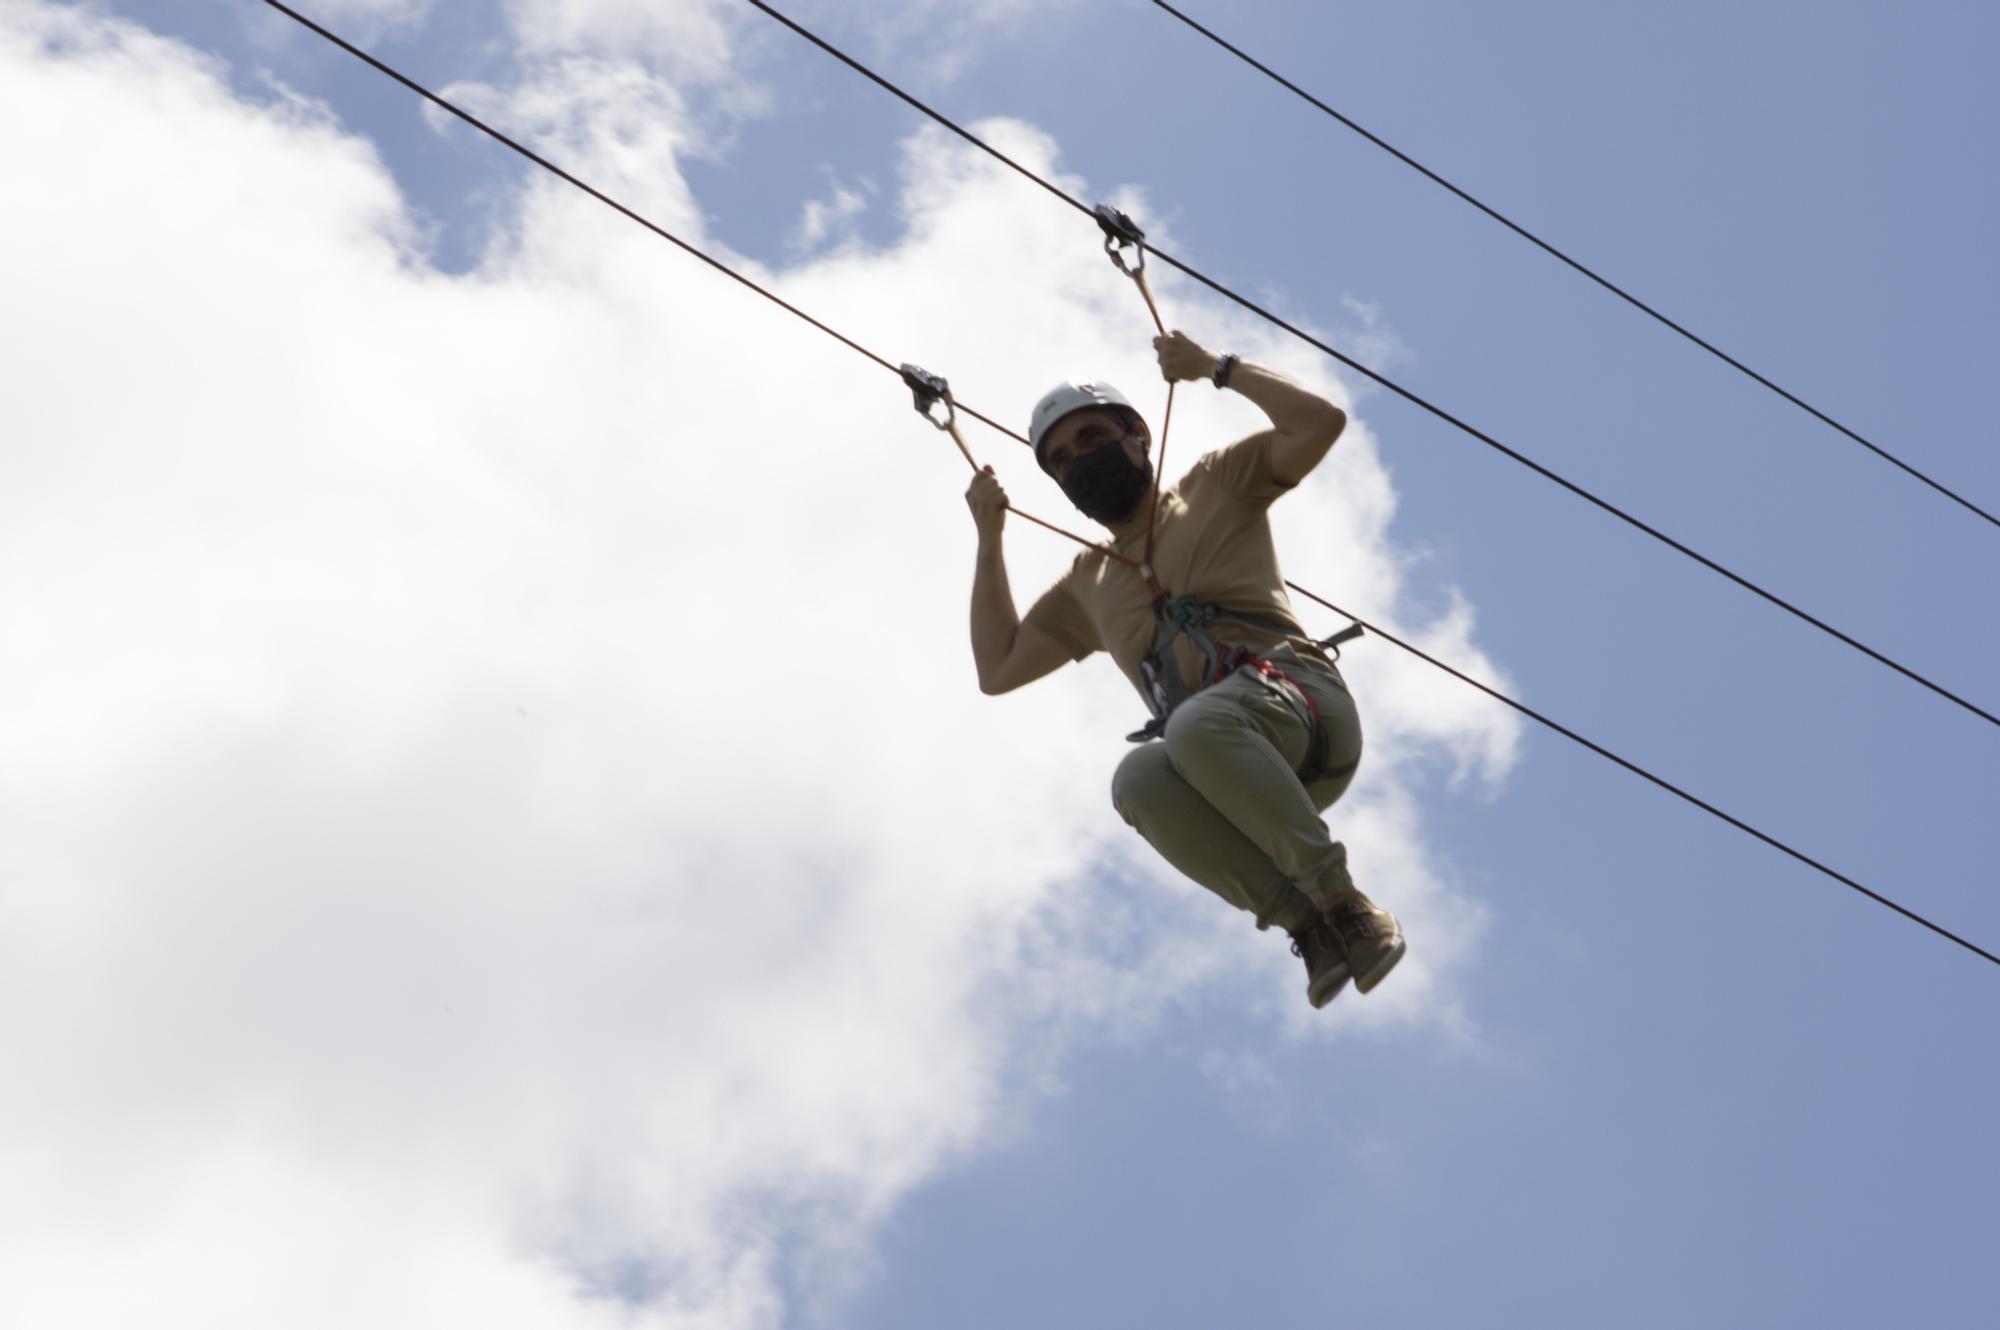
1130,600,1363,737
1129,602,1365,783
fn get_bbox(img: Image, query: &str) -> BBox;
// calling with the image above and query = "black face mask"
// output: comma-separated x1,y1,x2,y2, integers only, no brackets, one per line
1061,438,1153,525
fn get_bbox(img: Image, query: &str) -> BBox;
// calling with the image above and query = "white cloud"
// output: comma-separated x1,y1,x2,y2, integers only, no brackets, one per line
237,0,437,56
439,55,709,240
502,0,743,89
809,0,1090,88
496,0,1084,91
320,0,434,25
293,0,437,33
0,4,1519,1327
505,0,725,57
787,176,870,255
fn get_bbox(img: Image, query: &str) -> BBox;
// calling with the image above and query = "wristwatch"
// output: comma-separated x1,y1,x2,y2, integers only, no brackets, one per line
1211,352,1239,389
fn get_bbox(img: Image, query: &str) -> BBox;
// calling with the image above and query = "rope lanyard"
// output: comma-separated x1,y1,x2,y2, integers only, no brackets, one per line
898,365,1144,571
1094,205,1174,598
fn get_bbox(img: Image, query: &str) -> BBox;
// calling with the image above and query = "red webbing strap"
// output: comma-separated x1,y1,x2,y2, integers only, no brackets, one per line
1219,647,1323,725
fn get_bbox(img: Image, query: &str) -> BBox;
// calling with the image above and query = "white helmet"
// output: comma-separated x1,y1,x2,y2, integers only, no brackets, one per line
1028,380,1140,472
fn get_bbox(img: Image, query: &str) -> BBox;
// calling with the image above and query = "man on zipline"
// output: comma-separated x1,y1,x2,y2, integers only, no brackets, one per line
965,331,1404,1008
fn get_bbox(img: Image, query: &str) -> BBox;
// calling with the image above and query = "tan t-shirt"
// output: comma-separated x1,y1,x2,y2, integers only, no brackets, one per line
1023,431,1329,704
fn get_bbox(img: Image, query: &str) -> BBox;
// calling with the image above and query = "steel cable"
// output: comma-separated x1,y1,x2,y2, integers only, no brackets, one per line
743,0,2000,734
260,0,1999,970
1148,0,2000,532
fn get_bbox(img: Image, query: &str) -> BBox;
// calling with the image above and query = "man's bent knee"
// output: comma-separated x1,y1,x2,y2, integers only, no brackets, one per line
1160,690,1238,759
1111,743,1176,824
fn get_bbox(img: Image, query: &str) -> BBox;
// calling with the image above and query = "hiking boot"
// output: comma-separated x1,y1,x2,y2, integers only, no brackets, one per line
1289,919,1351,1009
1323,892,1406,994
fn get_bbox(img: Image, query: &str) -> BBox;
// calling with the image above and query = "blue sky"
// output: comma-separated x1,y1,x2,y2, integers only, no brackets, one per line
5,1,1996,1326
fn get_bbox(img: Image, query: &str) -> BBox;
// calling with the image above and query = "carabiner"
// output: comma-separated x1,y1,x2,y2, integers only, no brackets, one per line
1094,203,1147,279
1317,622,1366,663
899,363,956,432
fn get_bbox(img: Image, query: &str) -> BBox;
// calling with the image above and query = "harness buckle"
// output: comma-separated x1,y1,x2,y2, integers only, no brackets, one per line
1137,656,1172,723
1093,203,1147,279
899,363,956,432
1217,644,1255,683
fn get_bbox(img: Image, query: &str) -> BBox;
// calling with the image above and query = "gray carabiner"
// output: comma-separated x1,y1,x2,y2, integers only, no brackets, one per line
1094,203,1147,279
1316,622,1365,663
900,363,956,432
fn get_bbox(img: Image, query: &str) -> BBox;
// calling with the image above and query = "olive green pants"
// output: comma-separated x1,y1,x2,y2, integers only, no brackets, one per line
1110,645,1362,936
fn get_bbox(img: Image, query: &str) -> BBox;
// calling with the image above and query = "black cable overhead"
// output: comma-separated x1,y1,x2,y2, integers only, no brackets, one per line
1150,0,2000,533
743,0,2000,735
258,1,1998,971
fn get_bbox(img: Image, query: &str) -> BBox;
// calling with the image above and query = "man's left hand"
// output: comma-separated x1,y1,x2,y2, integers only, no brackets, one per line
1154,329,1218,384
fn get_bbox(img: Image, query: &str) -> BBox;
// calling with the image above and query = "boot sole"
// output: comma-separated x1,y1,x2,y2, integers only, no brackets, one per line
1353,936,1406,994
1308,967,1351,1008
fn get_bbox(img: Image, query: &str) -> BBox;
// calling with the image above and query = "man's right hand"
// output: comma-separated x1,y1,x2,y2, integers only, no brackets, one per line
966,465,1008,541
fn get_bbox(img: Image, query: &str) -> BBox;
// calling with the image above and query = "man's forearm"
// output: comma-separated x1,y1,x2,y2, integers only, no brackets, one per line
1224,360,1346,439
970,533,1020,688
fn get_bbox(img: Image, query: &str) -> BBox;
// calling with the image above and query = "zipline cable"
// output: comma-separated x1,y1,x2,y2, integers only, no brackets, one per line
251,2,1100,559
1088,208,1999,975
1148,0,2000,533
1287,584,1998,968
743,0,2000,735
259,1,1998,971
